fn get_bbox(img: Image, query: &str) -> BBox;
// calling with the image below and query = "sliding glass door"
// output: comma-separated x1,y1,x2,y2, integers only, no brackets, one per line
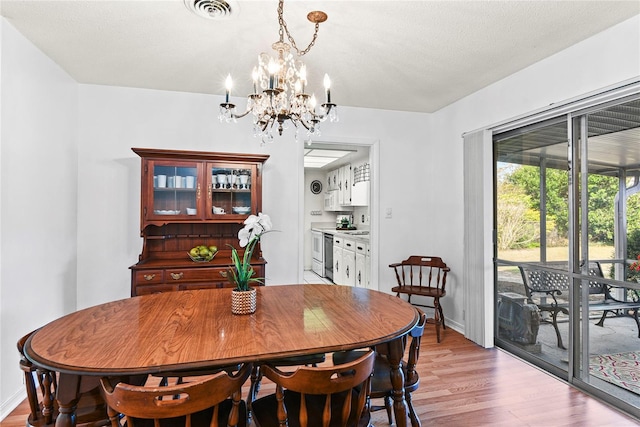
494,117,571,377
494,97,640,416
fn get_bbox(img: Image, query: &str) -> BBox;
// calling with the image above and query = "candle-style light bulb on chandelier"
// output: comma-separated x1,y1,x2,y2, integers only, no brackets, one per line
218,0,338,144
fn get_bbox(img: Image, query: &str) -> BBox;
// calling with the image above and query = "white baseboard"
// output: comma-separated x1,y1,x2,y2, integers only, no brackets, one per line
0,388,26,422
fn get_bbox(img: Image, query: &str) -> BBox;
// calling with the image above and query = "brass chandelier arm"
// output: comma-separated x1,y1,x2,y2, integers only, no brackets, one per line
219,103,253,120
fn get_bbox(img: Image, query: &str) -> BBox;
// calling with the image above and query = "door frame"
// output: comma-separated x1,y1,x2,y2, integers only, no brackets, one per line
298,136,380,289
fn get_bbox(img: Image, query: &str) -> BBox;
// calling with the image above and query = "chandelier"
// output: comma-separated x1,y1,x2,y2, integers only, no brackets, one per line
218,0,338,144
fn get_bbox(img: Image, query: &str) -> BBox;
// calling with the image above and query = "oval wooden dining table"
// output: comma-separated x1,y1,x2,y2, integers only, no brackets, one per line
25,284,419,427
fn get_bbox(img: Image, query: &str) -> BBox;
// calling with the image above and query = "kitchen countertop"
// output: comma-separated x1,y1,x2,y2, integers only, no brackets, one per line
311,226,370,241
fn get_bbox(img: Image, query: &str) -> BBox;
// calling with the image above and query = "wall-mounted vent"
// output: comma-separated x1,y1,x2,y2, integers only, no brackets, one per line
184,0,235,20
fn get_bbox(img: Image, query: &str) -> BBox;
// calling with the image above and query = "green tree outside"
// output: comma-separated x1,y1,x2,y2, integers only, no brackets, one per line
501,165,640,253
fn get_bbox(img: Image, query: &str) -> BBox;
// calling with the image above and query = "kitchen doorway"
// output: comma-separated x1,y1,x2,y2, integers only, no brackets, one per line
301,138,378,289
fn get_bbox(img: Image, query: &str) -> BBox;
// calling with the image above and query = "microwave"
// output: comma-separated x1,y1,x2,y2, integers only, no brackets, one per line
324,190,339,211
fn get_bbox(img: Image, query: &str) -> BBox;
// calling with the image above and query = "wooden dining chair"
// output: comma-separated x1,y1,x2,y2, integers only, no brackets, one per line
390,255,450,342
251,350,375,427
247,353,326,420
17,330,110,427
332,308,427,426
99,363,252,427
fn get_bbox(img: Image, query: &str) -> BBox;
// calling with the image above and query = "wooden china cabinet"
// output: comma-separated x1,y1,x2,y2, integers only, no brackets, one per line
129,148,269,296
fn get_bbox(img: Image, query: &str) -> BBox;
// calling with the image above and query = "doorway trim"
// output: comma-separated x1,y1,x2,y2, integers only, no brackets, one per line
298,136,380,290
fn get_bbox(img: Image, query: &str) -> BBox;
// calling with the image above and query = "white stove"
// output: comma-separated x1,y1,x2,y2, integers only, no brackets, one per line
311,230,324,277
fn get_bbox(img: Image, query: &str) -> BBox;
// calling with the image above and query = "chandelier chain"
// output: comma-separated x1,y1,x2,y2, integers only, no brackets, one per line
277,0,320,57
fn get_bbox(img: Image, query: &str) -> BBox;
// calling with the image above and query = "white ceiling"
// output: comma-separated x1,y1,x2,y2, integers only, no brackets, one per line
0,1,638,113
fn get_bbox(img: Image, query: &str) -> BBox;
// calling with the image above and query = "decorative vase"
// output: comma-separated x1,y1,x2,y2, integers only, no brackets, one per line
231,288,257,315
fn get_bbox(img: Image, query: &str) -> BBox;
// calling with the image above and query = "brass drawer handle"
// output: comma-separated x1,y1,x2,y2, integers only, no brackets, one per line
143,274,156,281
170,272,184,280
219,271,228,278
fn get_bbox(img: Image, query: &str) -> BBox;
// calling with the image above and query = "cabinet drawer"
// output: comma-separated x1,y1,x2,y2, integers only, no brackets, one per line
355,241,367,255
343,238,356,252
180,282,225,291
165,267,230,283
136,284,179,295
135,270,164,284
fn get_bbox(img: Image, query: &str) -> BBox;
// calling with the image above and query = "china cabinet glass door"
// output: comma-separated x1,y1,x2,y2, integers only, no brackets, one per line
150,161,200,218
207,162,256,218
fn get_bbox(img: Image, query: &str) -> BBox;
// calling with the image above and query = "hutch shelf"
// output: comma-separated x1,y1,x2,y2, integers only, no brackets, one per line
130,148,269,296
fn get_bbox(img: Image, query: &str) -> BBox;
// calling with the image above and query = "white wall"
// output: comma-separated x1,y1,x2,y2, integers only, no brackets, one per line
0,19,78,416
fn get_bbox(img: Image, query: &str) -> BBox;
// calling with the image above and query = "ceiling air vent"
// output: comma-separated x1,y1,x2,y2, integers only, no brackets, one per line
184,0,235,20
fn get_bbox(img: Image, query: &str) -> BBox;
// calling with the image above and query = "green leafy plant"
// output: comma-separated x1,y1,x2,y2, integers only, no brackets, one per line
228,213,272,291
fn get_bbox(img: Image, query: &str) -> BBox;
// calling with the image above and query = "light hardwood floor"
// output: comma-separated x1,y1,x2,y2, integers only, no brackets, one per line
2,328,638,426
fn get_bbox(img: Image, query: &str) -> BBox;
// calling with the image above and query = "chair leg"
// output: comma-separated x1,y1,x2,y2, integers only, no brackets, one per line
434,299,442,343
406,391,421,427
247,364,262,421
595,310,609,327
106,403,121,427
22,369,41,424
632,308,640,339
438,302,446,330
550,308,567,350
383,395,393,425
38,369,56,425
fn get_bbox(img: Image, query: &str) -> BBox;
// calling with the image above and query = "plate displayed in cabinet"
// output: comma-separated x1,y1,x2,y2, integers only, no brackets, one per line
154,209,181,215
232,206,251,214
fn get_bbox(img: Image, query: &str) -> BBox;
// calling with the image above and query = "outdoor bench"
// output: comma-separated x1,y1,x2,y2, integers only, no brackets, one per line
518,261,640,349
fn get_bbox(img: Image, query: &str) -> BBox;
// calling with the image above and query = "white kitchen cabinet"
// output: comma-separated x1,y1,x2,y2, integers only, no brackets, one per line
351,182,369,206
355,252,366,288
338,165,352,205
325,164,354,209
333,235,368,288
327,169,338,191
366,244,371,288
354,240,368,288
342,238,356,287
333,235,344,285
351,163,370,206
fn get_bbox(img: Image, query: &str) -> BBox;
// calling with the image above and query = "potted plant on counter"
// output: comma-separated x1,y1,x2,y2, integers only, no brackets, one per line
229,213,272,314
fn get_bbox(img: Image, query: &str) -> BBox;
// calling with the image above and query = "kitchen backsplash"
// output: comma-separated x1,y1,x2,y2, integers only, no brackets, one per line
353,206,370,226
